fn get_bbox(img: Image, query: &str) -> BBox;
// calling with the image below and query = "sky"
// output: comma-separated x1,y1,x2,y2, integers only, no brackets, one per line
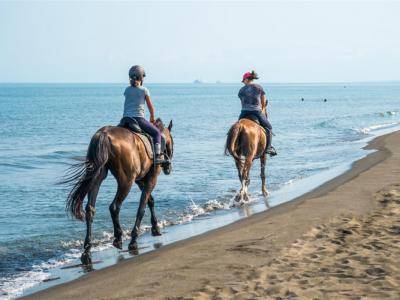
0,1,399,83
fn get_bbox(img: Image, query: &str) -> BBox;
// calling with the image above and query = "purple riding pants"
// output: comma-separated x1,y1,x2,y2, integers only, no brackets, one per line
133,117,162,144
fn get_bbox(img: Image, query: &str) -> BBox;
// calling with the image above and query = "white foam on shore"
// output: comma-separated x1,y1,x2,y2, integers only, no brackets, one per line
356,122,399,134
0,249,82,299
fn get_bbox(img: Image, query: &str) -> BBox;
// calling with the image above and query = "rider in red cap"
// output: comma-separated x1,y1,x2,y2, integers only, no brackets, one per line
238,70,277,156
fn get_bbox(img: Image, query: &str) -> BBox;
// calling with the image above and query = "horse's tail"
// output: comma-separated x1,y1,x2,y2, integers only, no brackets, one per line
225,122,242,161
62,129,111,220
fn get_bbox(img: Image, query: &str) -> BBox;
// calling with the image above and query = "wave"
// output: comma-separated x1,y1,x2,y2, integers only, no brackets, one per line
377,111,397,117
38,150,85,161
314,110,399,131
0,162,38,170
314,120,333,129
355,122,399,134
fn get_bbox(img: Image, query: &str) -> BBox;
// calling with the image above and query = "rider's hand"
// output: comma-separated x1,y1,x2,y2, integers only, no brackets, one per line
150,116,155,124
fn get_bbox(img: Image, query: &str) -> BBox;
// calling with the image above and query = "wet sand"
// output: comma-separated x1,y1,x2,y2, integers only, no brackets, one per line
24,131,400,299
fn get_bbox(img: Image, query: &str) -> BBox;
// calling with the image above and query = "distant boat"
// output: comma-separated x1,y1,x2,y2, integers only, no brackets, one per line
216,80,222,84
193,79,203,84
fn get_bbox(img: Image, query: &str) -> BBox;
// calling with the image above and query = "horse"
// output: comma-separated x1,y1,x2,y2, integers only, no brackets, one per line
225,118,269,203
62,118,174,265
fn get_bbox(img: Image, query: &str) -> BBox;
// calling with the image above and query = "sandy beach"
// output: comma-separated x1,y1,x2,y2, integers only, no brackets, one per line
23,130,400,299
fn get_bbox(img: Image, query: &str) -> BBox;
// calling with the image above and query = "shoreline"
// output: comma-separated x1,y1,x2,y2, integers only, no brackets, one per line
22,130,400,299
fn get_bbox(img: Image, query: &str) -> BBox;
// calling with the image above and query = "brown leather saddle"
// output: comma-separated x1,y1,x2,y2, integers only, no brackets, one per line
240,115,266,134
118,117,154,158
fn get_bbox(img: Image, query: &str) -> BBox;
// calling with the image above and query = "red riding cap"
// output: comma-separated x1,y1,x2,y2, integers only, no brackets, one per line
242,72,253,82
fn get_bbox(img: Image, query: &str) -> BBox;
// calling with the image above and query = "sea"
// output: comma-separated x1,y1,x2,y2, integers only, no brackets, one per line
0,82,399,298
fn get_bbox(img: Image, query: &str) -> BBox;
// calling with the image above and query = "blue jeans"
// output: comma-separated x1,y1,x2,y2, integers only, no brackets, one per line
239,110,272,131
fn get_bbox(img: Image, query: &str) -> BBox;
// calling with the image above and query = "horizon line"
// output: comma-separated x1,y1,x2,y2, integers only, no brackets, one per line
1,80,400,85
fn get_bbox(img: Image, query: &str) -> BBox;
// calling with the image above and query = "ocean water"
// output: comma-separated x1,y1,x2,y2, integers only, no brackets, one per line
0,82,400,298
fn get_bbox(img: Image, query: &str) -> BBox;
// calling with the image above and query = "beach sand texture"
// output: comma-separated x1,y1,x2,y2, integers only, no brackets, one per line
24,131,400,299
194,186,400,299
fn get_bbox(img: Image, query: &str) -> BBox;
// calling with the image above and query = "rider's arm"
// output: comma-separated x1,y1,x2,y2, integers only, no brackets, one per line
261,94,267,115
145,95,155,123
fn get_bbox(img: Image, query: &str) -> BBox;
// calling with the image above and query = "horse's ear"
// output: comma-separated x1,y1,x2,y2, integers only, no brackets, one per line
168,120,173,132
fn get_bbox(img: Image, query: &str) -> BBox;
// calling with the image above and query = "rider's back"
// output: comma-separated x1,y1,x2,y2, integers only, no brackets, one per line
123,85,150,119
238,83,265,112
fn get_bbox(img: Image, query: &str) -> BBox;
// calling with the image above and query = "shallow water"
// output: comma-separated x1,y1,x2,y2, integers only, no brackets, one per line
0,82,399,298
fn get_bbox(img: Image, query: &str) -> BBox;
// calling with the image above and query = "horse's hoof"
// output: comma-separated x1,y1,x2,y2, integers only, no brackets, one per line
262,189,269,198
113,238,123,250
128,241,139,255
151,226,162,236
81,251,92,265
231,197,244,207
128,241,138,250
234,194,242,202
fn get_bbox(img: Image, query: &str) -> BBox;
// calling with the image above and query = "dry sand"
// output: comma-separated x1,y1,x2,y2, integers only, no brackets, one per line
24,131,400,300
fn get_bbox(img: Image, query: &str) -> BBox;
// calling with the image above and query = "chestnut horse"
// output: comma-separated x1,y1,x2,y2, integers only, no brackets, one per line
63,118,173,265
225,118,269,202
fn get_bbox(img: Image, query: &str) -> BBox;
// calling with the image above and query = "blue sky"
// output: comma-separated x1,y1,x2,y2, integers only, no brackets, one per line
0,1,399,83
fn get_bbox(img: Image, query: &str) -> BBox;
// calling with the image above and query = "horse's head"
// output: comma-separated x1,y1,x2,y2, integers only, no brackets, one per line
155,118,174,175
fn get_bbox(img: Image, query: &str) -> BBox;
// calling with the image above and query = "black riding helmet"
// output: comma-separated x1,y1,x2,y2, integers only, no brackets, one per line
129,65,146,81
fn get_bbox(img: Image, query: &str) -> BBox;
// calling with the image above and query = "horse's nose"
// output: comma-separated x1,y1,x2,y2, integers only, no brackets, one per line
162,163,172,175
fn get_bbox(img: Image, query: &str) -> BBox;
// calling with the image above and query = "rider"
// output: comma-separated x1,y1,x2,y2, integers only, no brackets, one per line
121,65,167,164
238,70,277,156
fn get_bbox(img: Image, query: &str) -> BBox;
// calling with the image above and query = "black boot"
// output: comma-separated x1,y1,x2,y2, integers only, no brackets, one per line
154,143,169,165
266,130,277,156
266,146,277,156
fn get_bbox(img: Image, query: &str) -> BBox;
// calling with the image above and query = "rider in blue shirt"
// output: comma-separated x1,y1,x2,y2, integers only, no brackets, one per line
238,71,277,156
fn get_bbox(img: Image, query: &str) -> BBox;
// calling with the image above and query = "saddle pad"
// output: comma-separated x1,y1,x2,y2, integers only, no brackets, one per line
133,133,153,158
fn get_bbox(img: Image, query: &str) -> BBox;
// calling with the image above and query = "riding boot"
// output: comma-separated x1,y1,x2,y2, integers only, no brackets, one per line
154,143,169,165
265,130,277,157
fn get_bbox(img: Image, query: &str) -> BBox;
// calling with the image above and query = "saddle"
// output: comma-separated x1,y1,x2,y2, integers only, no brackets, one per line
118,117,166,159
240,115,267,134
241,114,260,125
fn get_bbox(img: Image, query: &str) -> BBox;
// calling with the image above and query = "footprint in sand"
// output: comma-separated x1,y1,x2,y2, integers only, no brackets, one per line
366,267,387,277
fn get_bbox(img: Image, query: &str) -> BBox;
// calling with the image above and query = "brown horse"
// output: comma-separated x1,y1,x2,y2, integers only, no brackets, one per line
63,118,173,265
225,118,269,202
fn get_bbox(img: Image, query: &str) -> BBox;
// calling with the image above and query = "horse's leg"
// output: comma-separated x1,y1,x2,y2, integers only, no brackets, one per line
109,181,132,250
129,176,157,252
235,158,243,182
81,171,106,265
148,195,162,236
136,181,161,236
234,158,244,201
260,153,269,198
241,156,254,201
237,160,248,201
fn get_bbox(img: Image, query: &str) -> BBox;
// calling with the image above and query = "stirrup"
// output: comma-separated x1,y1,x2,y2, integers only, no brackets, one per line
155,155,169,165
